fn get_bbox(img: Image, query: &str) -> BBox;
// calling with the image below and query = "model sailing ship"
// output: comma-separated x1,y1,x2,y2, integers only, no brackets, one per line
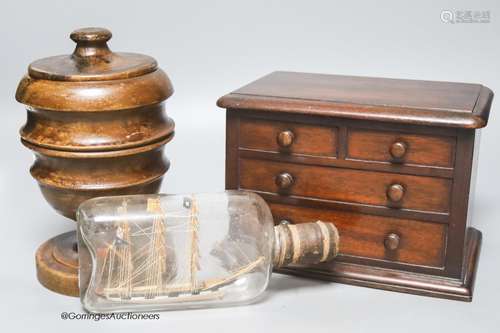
95,197,266,303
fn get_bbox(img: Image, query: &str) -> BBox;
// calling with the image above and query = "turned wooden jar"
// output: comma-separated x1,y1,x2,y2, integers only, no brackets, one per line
15,28,175,296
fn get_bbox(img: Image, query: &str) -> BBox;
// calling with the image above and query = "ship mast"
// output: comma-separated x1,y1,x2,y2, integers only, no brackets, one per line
188,197,200,293
116,204,132,299
144,198,167,298
103,202,133,299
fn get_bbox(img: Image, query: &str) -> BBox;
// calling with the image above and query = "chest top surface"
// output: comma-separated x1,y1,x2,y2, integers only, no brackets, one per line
217,71,493,129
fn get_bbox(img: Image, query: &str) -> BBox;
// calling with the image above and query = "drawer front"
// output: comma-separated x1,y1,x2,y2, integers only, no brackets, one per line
240,158,451,213
239,118,337,157
270,203,447,267
347,129,455,168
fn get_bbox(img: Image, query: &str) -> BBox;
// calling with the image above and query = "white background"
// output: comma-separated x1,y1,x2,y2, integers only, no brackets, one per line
1,0,499,332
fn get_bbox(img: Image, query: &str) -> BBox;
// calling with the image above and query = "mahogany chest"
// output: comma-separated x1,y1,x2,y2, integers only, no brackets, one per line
217,71,493,301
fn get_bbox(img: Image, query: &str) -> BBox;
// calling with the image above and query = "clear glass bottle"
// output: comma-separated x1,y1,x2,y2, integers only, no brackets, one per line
77,191,338,313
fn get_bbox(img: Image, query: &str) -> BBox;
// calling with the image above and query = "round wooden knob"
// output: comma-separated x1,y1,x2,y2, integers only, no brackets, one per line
275,172,294,190
384,233,401,251
387,183,405,202
70,27,113,60
389,141,407,159
277,130,295,148
70,27,112,43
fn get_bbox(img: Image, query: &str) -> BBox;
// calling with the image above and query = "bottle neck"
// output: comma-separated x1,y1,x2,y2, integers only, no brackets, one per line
272,221,339,268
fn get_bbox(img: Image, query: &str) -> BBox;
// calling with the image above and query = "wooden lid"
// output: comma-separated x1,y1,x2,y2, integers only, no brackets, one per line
16,28,173,111
217,71,493,129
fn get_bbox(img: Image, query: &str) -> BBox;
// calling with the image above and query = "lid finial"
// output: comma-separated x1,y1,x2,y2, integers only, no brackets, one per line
70,27,113,61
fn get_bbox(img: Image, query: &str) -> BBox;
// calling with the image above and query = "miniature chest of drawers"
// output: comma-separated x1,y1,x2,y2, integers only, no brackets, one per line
217,71,493,301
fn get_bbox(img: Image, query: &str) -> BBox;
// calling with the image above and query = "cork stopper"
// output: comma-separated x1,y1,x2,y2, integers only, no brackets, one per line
273,221,339,268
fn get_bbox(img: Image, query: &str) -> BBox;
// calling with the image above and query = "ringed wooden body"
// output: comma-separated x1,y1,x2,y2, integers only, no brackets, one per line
16,28,175,296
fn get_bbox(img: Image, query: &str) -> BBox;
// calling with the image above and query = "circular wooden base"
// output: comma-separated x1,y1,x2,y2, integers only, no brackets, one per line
35,231,79,297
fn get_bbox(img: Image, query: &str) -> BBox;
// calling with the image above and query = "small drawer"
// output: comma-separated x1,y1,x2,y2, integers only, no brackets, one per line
239,158,451,213
347,129,456,168
269,203,447,267
239,118,337,157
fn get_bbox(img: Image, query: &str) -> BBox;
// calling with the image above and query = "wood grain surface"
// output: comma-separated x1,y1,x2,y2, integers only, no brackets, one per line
239,118,337,157
240,158,452,213
218,71,493,129
270,203,446,267
347,128,455,168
